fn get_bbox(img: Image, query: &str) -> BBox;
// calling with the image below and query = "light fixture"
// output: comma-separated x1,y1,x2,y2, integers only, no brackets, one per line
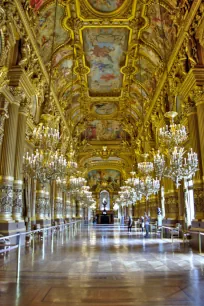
159,111,188,147
154,146,198,189
23,149,67,185
138,153,154,175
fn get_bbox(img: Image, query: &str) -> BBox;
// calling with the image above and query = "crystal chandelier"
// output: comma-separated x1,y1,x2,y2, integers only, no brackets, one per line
138,153,154,175
133,176,160,200
154,111,199,188
23,149,67,185
154,147,198,188
159,111,188,147
125,154,160,200
69,174,87,192
33,124,60,150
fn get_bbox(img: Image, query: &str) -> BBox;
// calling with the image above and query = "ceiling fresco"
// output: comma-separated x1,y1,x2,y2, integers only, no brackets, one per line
28,0,181,182
87,0,125,13
82,120,124,141
92,103,117,116
140,3,176,59
82,27,129,96
88,169,121,192
33,3,70,63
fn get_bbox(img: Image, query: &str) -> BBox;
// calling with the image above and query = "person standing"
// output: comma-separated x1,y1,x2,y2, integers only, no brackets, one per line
144,213,150,238
128,216,133,232
141,216,144,233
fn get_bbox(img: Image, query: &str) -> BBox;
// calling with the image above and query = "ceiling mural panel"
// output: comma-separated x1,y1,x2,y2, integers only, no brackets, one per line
34,3,70,63
141,4,176,59
87,0,125,13
82,27,129,96
88,169,121,192
82,120,124,141
77,0,136,20
92,103,117,115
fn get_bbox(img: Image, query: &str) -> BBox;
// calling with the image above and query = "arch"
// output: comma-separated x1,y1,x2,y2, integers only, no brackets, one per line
100,190,110,211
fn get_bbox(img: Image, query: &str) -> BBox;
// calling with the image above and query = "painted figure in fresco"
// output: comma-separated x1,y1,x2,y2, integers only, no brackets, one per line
100,74,116,82
91,45,114,62
30,0,44,11
93,62,113,72
90,0,112,10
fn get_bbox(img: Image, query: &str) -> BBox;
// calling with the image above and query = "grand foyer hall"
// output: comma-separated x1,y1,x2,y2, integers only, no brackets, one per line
0,0,204,305
1,225,204,306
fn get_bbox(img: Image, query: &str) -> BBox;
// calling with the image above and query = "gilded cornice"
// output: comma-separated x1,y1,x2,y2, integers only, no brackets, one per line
8,66,38,98
179,68,204,100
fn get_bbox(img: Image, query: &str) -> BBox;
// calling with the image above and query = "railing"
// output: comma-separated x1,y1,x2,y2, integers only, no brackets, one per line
0,220,82,280
185,230,204,254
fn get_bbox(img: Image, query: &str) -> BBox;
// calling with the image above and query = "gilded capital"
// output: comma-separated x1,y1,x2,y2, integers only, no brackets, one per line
193,86,204,106
9,86,25,106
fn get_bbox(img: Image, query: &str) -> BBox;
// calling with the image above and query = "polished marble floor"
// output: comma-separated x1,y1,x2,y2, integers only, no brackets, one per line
0,224,204,305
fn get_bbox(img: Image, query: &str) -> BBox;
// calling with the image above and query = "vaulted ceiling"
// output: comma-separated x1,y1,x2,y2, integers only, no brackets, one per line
29,0,180,192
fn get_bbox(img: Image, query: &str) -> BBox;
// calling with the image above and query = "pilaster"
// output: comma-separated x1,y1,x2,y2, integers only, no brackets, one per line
0,88,20,230
13,97,29,221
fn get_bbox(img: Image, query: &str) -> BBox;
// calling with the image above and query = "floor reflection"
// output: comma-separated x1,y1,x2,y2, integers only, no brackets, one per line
0,225,204,305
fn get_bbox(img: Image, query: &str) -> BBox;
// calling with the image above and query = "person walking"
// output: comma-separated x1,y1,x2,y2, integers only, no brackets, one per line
128,216,133,233
144,213,150,238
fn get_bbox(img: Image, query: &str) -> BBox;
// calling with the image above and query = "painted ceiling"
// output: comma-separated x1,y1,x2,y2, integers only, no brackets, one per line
82,27,129,96
29,0,181,184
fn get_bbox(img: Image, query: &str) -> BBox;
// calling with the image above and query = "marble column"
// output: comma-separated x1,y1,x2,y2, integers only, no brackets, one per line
194,94,204,219
13,98,28,221
0,99,19,235
30,179,37,228
36,181,46,226
44,185,51,227
187,104,202,180
128,204,132,217
71,198,76,218
163,178,179,225
54,182,63,223
0,97,9,160
195,99,204,181
65,193,71,221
